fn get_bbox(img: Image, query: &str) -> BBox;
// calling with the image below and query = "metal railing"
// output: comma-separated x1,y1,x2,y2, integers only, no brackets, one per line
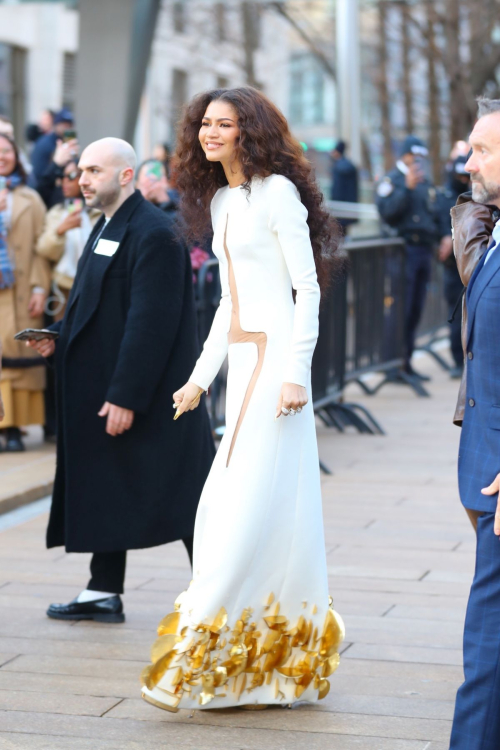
194,236,449,440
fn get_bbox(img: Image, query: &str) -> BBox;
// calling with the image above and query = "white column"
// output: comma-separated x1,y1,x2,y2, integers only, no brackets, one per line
336,0,361,165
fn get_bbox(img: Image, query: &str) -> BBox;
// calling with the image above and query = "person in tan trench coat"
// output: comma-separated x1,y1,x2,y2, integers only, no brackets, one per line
0,341,4,423
0,134,50,451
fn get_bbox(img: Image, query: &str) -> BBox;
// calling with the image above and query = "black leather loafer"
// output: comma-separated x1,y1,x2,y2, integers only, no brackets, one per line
47,595,125,623
5,428,25,452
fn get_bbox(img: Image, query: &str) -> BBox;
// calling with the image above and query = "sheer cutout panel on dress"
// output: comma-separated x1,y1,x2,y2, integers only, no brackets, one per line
224,215,267,467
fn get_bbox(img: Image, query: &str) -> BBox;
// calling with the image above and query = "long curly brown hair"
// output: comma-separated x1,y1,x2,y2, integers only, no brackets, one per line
173,87,343,294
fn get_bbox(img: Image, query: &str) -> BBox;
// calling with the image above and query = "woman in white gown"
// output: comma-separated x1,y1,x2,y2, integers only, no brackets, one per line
141,87,345,711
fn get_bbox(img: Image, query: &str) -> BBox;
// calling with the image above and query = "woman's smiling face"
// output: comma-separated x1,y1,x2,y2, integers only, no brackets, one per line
0,136,16,177
198,100,240,165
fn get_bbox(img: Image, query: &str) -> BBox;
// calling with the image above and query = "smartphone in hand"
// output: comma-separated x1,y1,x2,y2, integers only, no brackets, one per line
14,329,60,342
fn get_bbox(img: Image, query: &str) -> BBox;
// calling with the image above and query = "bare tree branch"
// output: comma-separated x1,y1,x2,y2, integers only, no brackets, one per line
266,1,336,79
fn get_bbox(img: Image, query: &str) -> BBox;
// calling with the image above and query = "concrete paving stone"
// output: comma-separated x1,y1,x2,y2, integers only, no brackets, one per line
365,521,467,543
0,622,150,646
0,690,122,717
327,565,427,581
0,736,146,750
0,671,139,700
0,711,435,749
112,692,455,722
337,656,462,682
0,731,434,750
424,570,473,584
330,547,474,573
330,675,458,702
0,570,152,589
0,355,472,746
0,659,16,670
344,629,463,650
344,644,463,667
326,535,459,552
106,699,452,741
333,588,466,611
2,655,144,681
327,576,470,598
325,694,454,721
387,605,466,622
0,637,149,663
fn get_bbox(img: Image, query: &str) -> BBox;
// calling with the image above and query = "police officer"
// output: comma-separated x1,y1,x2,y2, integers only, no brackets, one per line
376,135,440,381
437,156,470,379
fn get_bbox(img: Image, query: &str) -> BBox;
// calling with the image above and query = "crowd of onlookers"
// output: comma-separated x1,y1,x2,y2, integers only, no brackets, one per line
0,108,212,452
0,106,472,453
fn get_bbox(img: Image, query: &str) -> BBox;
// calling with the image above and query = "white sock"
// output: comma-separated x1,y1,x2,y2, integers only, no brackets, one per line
77,589,116,603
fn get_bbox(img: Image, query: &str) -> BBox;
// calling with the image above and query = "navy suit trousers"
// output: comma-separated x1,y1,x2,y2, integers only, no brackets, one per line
450,512,500,749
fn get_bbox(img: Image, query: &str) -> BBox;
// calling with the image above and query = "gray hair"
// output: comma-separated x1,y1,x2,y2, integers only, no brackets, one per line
477,97,500,119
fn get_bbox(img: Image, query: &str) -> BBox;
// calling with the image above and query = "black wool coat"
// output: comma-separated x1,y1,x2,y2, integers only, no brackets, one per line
47,190,215,553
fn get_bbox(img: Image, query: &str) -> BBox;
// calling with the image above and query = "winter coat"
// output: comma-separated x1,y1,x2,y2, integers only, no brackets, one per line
46,191,215,552
450,192,497,426
0,185,50,390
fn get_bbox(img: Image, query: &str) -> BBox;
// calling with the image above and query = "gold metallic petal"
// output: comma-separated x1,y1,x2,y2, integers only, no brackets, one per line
237,673,247,700
295,673,313,699
142,592,343,709
251,673,265,689
157,611,181,636
322,652,341,678
318,678,330,700
151,634,178,664
172,667,183,686
263,616,288,631
319,609,345,658
263,637,291,672
210,607,228,633
199,673,215,706
142,651,177,690
222,650,248,678
214,666,228,687
262,629,280,653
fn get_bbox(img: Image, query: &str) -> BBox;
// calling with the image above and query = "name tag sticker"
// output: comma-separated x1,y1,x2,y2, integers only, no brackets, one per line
94,239,120,257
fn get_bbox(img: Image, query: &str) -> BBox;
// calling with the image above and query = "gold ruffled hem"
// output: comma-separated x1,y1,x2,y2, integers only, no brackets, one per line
141,592,345,709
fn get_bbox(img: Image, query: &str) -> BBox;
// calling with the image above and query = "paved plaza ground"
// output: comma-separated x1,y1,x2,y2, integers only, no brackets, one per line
0,352,472,749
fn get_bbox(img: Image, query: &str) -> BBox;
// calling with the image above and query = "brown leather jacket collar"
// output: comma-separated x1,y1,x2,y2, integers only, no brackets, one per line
451,192,497,425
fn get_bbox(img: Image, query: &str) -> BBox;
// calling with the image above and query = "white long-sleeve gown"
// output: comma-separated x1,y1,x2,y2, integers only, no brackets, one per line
141,174,344,710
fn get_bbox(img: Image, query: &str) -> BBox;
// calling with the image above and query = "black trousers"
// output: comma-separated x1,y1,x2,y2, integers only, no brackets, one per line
87,536,194,595
443,264,464,368
404,244,433,364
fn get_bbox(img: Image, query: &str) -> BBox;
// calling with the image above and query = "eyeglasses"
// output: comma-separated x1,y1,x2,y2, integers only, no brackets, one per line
63,170,80,181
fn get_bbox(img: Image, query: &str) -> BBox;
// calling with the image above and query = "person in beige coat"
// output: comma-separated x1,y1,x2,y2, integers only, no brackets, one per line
0,134,50,451
36,159,100,321
0,341,4,423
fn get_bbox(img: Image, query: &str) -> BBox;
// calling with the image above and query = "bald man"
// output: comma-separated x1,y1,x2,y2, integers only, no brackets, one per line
29,138,215,622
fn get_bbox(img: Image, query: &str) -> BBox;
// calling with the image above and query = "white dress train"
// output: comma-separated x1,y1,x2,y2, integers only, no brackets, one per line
141,174,344,710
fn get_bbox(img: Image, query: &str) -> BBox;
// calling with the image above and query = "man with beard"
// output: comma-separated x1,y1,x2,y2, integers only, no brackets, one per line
448,98,500,749
28,138,214,622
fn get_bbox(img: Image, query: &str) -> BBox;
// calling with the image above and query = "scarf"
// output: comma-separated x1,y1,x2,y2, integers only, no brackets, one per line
0,172,24,290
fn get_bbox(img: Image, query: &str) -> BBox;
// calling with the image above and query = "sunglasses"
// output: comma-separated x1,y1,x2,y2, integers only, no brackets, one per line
63,170,80,180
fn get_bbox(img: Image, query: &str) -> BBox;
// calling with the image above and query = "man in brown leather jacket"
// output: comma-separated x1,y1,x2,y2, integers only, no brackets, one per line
448,97,500,750
452,190,497,535
452,193,496,427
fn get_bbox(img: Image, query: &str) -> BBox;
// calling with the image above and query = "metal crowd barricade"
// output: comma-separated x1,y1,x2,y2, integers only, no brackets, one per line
414,256,451,371
194,233,450,442
195,259,227,436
